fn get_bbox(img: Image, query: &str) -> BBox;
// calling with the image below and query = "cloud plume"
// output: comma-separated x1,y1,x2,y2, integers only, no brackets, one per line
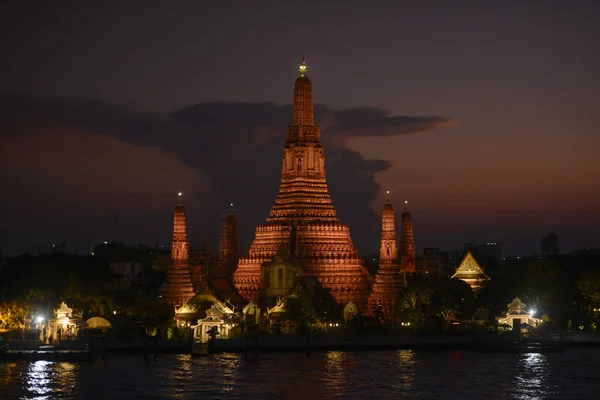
0,91,454,255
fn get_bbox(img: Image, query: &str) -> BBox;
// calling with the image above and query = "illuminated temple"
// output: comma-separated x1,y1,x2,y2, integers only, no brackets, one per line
368,192,403,320
162,193,195,306
233,59,372,310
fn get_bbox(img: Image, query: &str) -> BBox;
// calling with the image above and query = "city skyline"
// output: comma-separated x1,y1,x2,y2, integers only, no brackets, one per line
1,1,599,256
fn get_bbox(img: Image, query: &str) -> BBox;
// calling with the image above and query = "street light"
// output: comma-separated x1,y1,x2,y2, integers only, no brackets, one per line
36,316,44,324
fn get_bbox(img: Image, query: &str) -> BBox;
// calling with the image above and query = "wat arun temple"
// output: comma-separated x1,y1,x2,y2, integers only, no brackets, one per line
162,59,416,321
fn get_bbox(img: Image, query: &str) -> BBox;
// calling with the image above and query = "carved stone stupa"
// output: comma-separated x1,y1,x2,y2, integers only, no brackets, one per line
369,192,403,319
162,193,195,306
233,58,372,309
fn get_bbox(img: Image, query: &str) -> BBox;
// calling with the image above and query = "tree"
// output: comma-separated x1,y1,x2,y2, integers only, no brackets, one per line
187,296,216,319
129,299,175,334
397,274,434,329
0,300,31,339
399,274,434,310
432,278,474,331
437,306,458,331
577,269,600,313
478,257,569,327
284,284,341,329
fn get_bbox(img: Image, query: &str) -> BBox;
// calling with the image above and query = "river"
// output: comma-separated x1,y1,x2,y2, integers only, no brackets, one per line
1,348,599,399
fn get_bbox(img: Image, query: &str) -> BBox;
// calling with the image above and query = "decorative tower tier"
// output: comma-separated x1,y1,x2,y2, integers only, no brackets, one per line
369,192,403,320
400,201,416,274
233,59,372,309
162,193,195,306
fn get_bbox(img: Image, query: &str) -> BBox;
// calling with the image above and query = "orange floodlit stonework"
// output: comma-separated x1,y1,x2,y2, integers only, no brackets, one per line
233,59,372,310
400,201,416,273
369,192,403,320
162,193,195,306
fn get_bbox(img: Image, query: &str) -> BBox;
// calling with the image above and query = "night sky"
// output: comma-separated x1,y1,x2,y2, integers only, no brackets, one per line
1,1,599,257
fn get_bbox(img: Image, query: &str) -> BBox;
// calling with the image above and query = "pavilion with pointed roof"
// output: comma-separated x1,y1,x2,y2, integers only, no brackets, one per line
451,249,490,291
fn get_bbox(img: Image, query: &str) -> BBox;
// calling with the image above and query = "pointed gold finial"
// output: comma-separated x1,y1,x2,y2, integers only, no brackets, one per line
386,190,391,201
178,192,183,204
299,57,307,76
404,200,408,211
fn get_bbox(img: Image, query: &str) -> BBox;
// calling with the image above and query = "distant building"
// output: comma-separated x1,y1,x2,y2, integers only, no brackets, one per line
440,250,465,277
400,201,416,273
464,241,502,263
541,232,558,257
415,248,442,278
109,261,143,283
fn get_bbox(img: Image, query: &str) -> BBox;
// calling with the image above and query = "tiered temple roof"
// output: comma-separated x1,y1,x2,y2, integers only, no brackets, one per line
451,249,490,291
233,59,372,310
369,192,403,320
162,193,195,306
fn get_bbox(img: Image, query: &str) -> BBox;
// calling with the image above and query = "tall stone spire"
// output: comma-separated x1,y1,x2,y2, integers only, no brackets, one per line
216,204,240,278
162,193,195,306
234,59,371,310
270,58,333,222
400,200,416,274
369,191,403,320
293,57,314,128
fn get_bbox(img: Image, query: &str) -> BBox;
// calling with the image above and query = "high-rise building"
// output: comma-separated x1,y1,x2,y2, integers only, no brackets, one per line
369,192,403,320
463,241,502,263
162,193,195,306
415,248,442,278
541,232,558,257
400,201,416,273
233,59,371,310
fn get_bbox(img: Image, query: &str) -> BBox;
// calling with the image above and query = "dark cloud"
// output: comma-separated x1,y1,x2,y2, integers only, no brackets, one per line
0,91,453,255
324,106,457,145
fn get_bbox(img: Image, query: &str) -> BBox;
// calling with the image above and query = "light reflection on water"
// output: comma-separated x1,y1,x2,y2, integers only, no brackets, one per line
512,353,556,400
1,349,599,399
396,349,416,391
21,360,79,400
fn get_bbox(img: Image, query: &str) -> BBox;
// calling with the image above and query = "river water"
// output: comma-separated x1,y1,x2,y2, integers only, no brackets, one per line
1,348,599,399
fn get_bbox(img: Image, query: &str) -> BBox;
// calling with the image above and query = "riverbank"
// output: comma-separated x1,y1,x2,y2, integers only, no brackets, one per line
4,332,600,360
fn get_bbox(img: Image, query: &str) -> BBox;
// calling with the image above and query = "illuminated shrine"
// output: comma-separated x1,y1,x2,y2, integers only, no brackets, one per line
451,250,490,291
233,58,372,310
369,192,403,320
162,193,195,307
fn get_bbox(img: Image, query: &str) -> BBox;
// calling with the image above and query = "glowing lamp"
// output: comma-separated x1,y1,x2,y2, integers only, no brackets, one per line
299,57,307,75
36,316,44,323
